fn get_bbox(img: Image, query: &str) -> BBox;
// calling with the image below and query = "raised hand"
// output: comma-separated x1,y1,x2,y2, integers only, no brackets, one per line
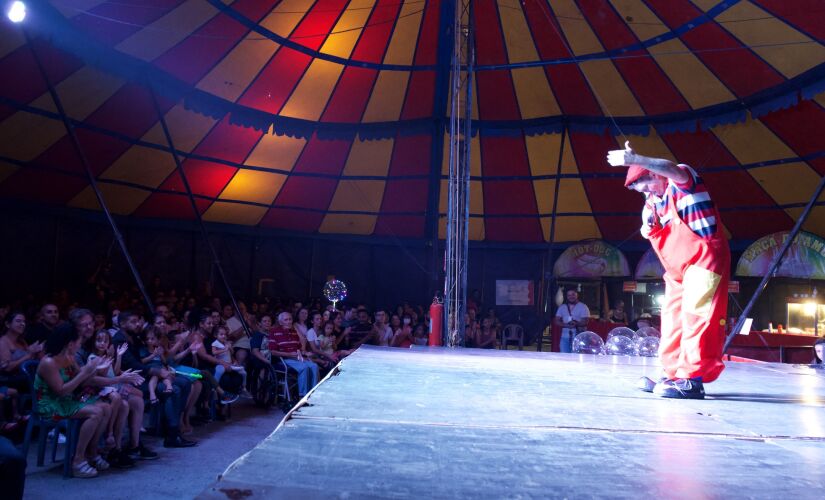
117,343,128,357
606,141,635,167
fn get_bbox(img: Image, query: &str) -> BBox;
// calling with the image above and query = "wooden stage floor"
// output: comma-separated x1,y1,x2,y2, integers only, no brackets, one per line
202,346,825,499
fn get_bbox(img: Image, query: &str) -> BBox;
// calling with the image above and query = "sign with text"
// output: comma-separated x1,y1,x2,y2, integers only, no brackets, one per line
554,240,630,278
736,231,825,279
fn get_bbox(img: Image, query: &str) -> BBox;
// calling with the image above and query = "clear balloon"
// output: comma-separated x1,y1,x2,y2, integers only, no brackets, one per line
322,280,348,306
636,336,660,357
607,327,635,343
605,335,636,356
636,326,660,339
572,331,604,355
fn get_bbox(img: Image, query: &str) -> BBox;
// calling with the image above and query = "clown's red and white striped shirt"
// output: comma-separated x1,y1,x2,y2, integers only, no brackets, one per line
644,165,718,239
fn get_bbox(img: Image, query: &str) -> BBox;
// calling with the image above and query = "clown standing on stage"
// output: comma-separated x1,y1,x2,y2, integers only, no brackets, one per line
607,142,730,400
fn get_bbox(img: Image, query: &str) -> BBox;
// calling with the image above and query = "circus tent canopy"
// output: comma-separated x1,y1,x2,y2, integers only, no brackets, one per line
1,0,824,245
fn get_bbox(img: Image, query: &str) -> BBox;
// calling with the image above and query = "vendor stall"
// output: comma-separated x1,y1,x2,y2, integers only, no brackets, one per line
736,231,825,336
547,240,630,351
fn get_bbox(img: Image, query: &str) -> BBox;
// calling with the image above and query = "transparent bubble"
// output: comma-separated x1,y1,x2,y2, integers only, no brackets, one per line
636,326,660,339
605,335,636,356
572,331,604,355
635,336,660,357
607,327,635,343
322,280,348,304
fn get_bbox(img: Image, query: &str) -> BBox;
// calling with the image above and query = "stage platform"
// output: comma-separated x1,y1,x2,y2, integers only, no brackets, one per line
202,346,825,499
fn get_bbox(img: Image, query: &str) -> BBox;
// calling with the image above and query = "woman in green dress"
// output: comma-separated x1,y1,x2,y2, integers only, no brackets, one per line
34,323,113,478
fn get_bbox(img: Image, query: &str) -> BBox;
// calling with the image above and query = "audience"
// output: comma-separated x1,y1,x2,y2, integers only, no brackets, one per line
0,279,498,487
113,310,196,448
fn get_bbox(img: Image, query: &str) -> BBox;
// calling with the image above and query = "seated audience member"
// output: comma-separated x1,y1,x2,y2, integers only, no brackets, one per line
139,327,175,406
74,309,156,460
304,312,337,369
412,324,428,346
211,325,250,398
389,314,402,335
170,311,237,423
464,313,480,347
342,306,358,329
294,308,310,341
85,331,144,468
475,317,498,349
390,323,414,348
373,310,393,347
318,321,344,362
1,312,44,393
226,308,252,368
35,323,114,478
813,337,824,367
608,300,629,324
93,313,107,333
113,310,196,448
25,303,61,345
1,382,25,434
221,304,235,324
268,312,319,397
343,309,378,352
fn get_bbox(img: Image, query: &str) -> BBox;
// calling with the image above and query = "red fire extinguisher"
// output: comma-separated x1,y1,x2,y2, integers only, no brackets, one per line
429,296,443,347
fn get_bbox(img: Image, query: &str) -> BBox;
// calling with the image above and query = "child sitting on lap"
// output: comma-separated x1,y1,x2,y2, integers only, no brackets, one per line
139,328,175,405
212,326,249,398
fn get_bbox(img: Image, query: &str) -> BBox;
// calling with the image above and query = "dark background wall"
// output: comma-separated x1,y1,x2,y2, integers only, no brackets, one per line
4,205,813,332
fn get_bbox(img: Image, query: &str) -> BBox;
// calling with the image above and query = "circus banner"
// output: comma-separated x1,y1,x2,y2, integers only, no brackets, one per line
736,231,825,279
553,241,630,278
635,248,665,280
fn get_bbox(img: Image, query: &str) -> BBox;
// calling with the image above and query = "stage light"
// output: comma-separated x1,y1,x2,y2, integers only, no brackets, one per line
7,1,26,23
655,294,664,305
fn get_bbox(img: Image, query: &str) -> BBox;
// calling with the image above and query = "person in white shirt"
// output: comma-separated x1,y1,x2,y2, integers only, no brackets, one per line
554,290,590,353
373,311,393,347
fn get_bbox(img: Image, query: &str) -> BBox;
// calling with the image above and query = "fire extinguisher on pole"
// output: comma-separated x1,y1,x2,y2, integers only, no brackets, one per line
429,296,443,347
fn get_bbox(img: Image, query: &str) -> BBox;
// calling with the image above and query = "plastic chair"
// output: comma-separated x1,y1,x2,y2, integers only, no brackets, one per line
19,360,82,478
500,324,524,350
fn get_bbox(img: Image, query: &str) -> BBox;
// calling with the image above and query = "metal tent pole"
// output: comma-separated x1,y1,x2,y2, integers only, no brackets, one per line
538,125,567,351
443,0,474,347
723,172,825,352
147,86,252,338
23,28,154,315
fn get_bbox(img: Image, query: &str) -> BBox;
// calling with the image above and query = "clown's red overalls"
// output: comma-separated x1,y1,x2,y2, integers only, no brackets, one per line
646,191,730,383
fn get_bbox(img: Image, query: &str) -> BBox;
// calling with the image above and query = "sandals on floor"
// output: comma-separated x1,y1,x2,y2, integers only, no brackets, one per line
72,461,98,478
89,455,110,471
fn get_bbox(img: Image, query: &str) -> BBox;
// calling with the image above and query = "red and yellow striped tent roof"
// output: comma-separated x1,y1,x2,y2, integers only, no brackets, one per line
1,0,824,245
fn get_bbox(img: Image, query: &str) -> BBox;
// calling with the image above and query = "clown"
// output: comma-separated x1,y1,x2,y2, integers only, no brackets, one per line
607,142,730,399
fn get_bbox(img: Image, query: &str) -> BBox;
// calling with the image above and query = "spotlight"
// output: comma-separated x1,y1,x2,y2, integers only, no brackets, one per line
7,1,26,23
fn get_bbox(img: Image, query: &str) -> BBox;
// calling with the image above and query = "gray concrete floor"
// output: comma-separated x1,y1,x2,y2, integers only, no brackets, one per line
23,401,284,499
